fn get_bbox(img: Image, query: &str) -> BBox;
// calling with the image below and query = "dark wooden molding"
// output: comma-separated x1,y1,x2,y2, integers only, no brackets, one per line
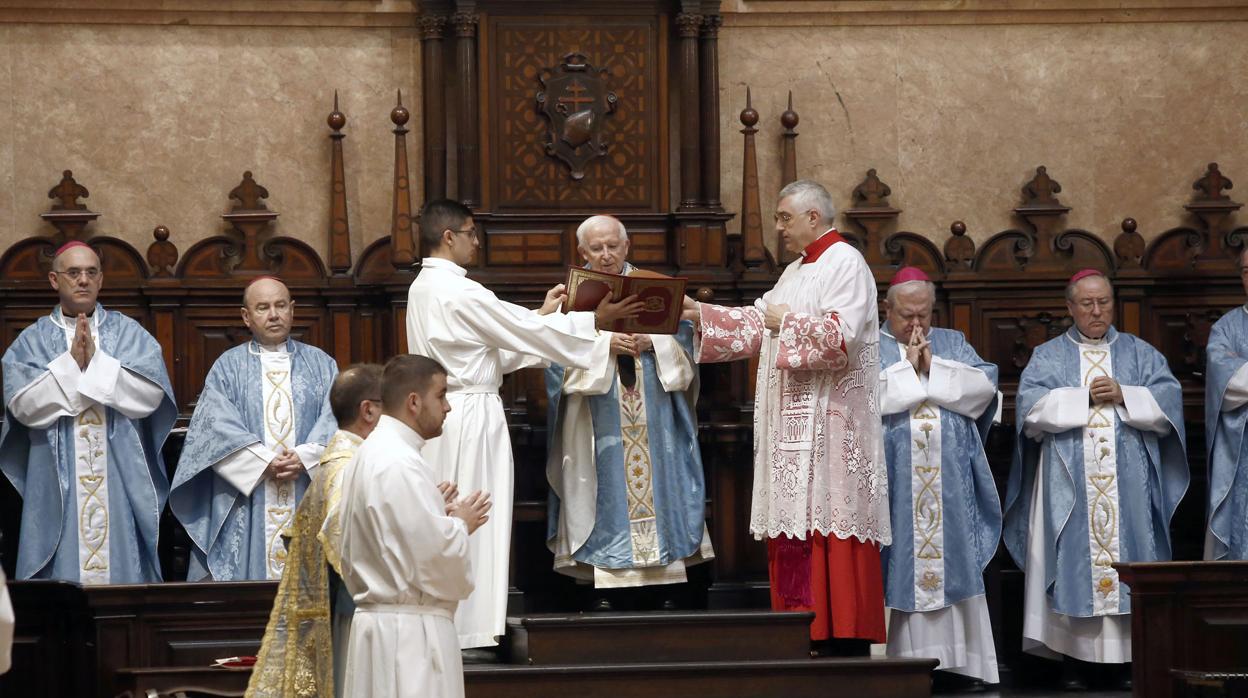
453,10,481,208
843,167,901,268
698,13,723,210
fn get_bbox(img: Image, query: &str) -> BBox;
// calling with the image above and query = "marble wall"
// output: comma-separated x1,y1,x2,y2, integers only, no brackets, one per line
2,2,1245,264
717,14,1248,250
0,19,420,264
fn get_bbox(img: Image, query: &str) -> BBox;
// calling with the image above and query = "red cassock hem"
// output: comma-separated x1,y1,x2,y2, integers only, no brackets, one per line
766,532,887,643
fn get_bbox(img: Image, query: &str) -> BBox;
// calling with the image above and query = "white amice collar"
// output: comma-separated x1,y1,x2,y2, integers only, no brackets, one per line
249,339,292,355
1076,329,1106,345
421,256,468,277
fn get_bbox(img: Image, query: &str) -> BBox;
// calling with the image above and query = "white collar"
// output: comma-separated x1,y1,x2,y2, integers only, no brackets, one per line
248,339,291,355
421,257,468,277
377,414,427,451
52,305,104,332
1075,329,1106,345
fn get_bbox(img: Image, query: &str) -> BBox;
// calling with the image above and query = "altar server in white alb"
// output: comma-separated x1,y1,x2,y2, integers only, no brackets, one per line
1003,269,1188,689
1,241,176,584
405,199,641,650
1204,247,1248,561
339,354,492,698
877,267,1001,685
172,277,339,581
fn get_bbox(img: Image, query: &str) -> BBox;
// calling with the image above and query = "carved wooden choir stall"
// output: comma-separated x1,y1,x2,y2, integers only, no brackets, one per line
2,1,1248,696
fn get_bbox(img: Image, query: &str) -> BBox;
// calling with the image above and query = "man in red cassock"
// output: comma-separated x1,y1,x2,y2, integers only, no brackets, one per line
684,179,889,654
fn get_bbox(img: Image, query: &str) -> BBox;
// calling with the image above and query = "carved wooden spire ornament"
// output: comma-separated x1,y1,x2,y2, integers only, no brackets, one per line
327,91,352,276
390,89,416,269
536,52,619,181
844,168,901,266
738,87,770,271
776,92,801,265
41,169,99,240
222,170,279,274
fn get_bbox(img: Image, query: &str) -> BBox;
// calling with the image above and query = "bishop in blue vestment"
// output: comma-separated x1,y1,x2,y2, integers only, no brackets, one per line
1,241,175,584
171,277,338,581
546,216,712,592
1205,247,1248,560
1004,270,1187,685
878,268,1001,684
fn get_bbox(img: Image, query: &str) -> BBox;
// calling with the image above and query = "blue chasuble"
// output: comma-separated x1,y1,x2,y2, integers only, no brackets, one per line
1205,306,1248,560
545,320,707,577
1,305,176,582
879,328,1001,612
1004,327,1187,617
171,340,337,580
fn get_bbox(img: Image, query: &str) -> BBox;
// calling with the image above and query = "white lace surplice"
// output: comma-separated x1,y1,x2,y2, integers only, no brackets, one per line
697,241,890,546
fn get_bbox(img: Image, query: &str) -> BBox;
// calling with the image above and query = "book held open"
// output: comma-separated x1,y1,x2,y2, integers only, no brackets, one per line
561,266,688,334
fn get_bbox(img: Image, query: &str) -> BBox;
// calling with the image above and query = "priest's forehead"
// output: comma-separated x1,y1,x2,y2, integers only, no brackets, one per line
243,277,291,307
54,244,100,270
1070,274,1113,299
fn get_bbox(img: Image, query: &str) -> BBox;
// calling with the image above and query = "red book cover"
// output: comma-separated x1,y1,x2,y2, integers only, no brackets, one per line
563,267,687,334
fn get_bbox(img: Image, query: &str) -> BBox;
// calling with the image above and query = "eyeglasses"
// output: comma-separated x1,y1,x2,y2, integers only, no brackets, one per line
54,268,101,281
773,210,814,224
1076,299,1112,310
448,227,479,239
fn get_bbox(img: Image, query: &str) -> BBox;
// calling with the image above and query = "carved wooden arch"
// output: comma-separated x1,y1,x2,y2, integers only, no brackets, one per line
1051,228,1115,272
0,236,59,283
176,235,326,280
972,228,1031,272
0,235,147,284
354,238,401,284
1141,226,1207,272
90,236,150,283
881,231,945,280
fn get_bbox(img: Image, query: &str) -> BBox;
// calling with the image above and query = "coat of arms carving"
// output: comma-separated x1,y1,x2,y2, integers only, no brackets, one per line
536,52,618,181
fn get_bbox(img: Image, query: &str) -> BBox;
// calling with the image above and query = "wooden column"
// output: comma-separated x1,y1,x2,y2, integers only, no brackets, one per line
390,92,416,268
675,12,702,211
419,14,448,202
453,11,480,208
776,93,799,264
699,14,722,210
327,91,352,275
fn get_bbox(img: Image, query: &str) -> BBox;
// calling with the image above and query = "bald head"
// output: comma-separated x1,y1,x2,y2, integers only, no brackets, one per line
48,243,103,315
576,215,630,274
240,277,295,347
330,363,384,437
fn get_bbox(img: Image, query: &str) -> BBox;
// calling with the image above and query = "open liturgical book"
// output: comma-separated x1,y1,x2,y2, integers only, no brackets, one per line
562,266,688,334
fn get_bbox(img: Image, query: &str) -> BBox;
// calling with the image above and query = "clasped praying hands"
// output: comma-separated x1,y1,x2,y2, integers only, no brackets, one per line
1089,375,1124,405
265,449,304,482
70,313,96,372
905,325,932,376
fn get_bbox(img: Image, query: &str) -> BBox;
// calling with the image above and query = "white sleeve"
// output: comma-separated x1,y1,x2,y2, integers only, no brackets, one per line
6,352,83,429
927,356,997,419
651,334,695,392
295,442,326,474
212,443,275,495
1023,387,1089,439
1116,385,1173,435
563,347,617,396
878,359,926,415
77,350,167,420
453,294,604,370
1224,363,1248,411
498,348,547,374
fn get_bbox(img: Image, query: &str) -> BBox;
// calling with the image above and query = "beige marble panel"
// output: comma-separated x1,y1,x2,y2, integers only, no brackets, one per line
0,22,420,266
719,21,1248,255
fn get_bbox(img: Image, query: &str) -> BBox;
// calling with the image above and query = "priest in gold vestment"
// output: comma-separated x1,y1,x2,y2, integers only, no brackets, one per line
246,364,383,698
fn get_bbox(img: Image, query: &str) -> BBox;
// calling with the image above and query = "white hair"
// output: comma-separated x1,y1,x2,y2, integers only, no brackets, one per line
575,215,628,246
885,279,936,304
777,179,837,223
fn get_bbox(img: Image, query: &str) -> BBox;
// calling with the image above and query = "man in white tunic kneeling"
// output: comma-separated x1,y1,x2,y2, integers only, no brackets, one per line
1003,269,1188,691
339,354,492,698
878,267,1001,687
